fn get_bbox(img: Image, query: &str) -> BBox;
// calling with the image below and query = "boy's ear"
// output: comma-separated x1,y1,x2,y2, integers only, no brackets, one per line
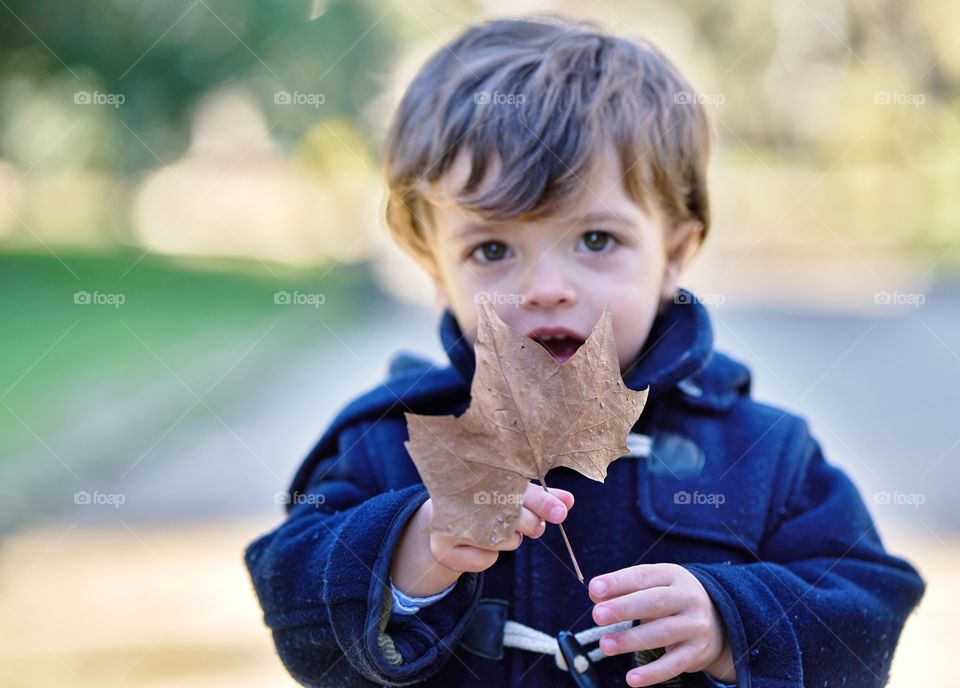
660,218,704,302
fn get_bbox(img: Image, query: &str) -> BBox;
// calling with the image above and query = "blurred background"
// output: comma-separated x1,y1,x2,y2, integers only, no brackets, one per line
0,0,957,686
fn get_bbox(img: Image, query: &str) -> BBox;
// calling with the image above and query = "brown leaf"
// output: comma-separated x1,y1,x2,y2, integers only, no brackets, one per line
403,413,530,546
404,296,649,549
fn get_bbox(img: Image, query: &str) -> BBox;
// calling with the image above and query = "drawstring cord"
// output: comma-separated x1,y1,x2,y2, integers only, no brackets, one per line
503,619,634,672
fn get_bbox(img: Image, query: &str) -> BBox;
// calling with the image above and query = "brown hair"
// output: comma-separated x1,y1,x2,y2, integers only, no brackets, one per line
382,14,713,272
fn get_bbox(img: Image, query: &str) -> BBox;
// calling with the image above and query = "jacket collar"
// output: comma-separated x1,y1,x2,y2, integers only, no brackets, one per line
439,288,715,403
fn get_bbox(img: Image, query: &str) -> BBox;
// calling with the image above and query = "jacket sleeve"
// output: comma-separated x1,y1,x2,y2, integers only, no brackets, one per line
685,429,925,688
244,425,483,687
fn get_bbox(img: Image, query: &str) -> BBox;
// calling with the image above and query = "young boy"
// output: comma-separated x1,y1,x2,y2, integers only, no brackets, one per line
245,15,924,688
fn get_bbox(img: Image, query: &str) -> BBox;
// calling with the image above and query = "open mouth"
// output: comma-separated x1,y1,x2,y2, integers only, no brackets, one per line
531,334,586,364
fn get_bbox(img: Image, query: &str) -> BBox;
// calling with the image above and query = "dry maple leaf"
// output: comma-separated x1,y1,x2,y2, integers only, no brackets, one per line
404,296,649,578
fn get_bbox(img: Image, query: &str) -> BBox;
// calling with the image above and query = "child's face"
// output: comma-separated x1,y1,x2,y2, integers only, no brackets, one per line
422,147,701,373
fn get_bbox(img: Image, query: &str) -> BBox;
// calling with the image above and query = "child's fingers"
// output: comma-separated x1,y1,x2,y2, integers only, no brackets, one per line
514,507,547,539
598,616,688,657
490,530,524,551
588,563,680,602
624,644,695,687
522,483,569,524
547,487,575,510
488,509,548,551
592,586,681,626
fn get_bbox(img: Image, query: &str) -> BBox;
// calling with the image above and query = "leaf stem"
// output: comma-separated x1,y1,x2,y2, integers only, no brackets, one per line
538,475,585,584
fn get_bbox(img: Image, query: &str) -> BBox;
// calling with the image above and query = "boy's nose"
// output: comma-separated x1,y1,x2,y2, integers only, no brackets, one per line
520,264,577,309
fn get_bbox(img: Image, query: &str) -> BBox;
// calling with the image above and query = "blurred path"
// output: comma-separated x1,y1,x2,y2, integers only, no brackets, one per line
0,520,298,688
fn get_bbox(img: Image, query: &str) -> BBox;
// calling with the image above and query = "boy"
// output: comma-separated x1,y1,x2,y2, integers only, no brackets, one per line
245,15,924,688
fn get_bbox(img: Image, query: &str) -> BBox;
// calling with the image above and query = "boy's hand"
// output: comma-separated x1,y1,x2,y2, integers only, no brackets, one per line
391,482,574,598
589,563,737,687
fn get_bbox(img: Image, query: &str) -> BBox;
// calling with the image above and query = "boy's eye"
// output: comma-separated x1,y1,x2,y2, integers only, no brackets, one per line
579,230,615,252
471,240,510,263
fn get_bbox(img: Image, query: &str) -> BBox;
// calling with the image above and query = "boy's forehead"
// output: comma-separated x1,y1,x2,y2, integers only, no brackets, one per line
421,145,652,230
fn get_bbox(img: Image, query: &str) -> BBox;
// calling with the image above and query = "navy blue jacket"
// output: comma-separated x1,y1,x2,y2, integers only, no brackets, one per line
245,292,925,687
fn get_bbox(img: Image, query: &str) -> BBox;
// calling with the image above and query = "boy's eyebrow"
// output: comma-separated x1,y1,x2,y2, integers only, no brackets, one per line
452,211,636,240
577,211,637,227
452,222,492,240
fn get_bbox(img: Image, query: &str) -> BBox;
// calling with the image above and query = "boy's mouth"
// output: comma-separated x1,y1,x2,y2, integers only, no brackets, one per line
526,327,587,364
